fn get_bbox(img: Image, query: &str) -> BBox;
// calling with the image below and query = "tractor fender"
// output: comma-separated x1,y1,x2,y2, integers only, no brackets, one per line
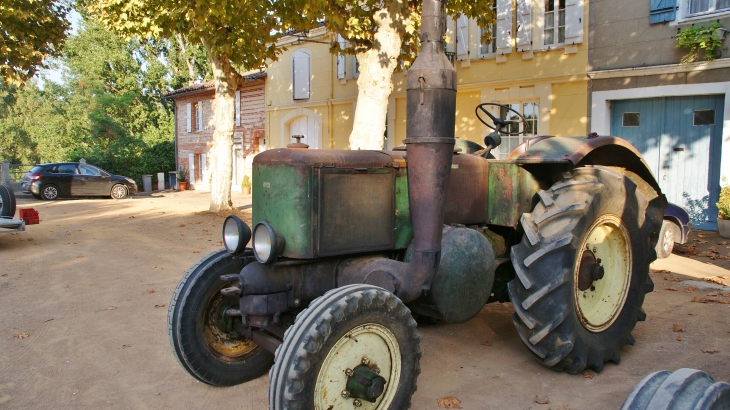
506,135,661,193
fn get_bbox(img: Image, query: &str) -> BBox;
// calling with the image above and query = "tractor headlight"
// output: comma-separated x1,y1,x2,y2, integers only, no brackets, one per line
253,221,285,264
222,215,251,255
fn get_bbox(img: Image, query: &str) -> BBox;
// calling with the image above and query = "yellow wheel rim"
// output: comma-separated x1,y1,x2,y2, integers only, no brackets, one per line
574,215,632,333
314,323,401,410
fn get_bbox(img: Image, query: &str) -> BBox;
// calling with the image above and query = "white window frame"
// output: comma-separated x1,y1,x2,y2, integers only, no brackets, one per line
544,0,566,47
675,0,730,22
235,90,241,126
489,101,540,159
195,102,203,132
478,6,498,58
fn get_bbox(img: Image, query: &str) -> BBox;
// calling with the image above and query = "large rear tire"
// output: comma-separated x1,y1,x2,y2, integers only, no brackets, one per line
621,368,730,410
0,184,16,217
508,166,663,374
268,285,420,410
168,249,273,386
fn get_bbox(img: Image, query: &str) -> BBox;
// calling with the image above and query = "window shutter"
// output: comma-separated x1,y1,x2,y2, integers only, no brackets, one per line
196,102,203,131
496,0,513,55
564,0,584,44
235,90,241,126
650,0,677,23
337,35,346,79
188,153,195,184
200,153,207,185
456,15,469,60
516,0,532,51
186,103,192,133
293,51,311,100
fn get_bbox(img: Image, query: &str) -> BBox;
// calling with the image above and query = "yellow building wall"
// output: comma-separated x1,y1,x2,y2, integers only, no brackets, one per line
455,90,483,143
550,82,588,137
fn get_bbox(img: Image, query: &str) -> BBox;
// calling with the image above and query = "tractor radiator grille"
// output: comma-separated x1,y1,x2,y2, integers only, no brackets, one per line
319,171,394,256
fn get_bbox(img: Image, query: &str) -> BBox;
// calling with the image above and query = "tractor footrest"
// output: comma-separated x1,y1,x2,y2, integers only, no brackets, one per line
220,286,241,296
220,274,239,282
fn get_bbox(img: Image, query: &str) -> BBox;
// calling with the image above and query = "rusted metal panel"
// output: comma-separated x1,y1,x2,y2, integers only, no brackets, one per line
444,154,488,225
486,163,539,227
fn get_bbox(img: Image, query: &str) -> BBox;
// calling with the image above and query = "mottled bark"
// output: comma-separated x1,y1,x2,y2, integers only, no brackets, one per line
201,35,240,212
348,7,405,150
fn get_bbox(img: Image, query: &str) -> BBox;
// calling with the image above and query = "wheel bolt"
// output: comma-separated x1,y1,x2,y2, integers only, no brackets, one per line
345,368,354,377
361,357,370,365
341,390,350,399
353,399,362,407
372,366,381,374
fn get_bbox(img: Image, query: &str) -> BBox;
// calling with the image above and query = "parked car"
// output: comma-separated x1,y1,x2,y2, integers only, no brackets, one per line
656,202,691,258
21,162,138,200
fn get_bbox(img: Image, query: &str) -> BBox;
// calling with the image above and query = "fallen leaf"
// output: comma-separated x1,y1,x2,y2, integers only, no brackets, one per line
146,289,156,294
154,304,166,308
685,286,695,292
76,255,84,258
664,276,683,282
27,238,33,241
480,341,492,346
673,324,683,332
121,344,131,349
651,269,670,273
1,274,6,277
534,395,550,405
192,250,200,254
698,240,708,244
677,336,683,341
708,292,719,297
129,216,135,219
178,223,186,227
105,306,117,310
437,396,462,409
718,241,728,245
701,349,719,354
13,333,28,339
688,312,693,315
706,277,726,285
698,233,706,237
665,287,678,291
583,372,594,379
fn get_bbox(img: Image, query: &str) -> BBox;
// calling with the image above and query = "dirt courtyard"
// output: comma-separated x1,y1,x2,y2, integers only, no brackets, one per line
1,191,729,409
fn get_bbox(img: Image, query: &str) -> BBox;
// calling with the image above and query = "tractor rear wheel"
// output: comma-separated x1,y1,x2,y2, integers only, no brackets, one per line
508,166,661,374
621,368,730,410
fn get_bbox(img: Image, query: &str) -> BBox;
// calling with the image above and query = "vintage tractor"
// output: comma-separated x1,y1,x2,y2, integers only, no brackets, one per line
168,1,666,408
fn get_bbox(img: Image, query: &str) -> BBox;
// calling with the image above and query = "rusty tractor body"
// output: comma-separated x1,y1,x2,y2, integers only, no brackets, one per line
168,1,666,408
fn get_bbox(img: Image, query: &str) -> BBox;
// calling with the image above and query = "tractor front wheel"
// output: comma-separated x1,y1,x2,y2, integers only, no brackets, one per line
508,166,661,374
268,284,421,410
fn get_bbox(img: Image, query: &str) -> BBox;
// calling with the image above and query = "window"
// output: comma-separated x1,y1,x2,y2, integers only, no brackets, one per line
79,165,101,176
493,102,539,159
195,102,203,131
544,0,566,46
292,49,311,100
694,109,715,126
623,112,641,127
56,164,78,174
354,56,360,77
479,6,498,57
689,0,730,14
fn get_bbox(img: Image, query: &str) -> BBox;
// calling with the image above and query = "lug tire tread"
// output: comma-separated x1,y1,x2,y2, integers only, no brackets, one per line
268,284,420,410
621,368,730,410
508,166,663,374
0,184,16,218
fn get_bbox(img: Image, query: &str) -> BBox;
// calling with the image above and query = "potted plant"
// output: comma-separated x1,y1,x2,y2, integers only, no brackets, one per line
178,166,189,191
717,177,730,238
241,175,251,195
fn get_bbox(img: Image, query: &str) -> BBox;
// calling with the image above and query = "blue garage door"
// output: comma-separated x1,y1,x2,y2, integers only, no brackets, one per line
611,95,724,230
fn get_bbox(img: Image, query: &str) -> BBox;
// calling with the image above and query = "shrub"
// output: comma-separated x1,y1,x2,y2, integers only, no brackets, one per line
717,177,730,220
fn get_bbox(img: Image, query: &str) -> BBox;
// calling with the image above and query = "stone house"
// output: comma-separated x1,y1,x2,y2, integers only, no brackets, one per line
163,71,267,191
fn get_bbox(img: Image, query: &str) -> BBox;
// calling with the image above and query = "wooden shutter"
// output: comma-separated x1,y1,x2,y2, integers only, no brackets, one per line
516,0,532,51
456,15,469,60
337,35,346,79
496,0,513,55
186,103,192,133
564,0,584,45
196,102,203,131
650,0,677,23
188,153,195,184
235,90,241,126
200,153,207,185
293,51,311,100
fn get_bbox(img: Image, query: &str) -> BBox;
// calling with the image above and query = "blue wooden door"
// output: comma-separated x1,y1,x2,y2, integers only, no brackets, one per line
611,95,724,229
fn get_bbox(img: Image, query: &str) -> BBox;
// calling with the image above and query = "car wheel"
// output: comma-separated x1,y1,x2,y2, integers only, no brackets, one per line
0,184,16,217
111,184,128,199
655,220,676,259
508,166,662,374
40,184,59,200
268,284,421,410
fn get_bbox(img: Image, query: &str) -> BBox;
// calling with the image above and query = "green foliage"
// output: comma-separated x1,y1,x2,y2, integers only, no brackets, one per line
717,177,730,220
177,165,189,182
0,0,71,84
676,22,727,64
241,175,251,189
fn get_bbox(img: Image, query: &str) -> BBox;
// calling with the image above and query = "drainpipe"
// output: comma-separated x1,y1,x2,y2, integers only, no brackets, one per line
339,0,456,303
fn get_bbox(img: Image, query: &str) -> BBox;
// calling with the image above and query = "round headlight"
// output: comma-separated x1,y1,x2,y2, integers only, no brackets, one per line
222,215,251,254
253,221,285,264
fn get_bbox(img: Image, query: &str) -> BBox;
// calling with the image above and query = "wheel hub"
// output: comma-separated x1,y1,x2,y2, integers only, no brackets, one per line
574,215,632,333
345,363,387,403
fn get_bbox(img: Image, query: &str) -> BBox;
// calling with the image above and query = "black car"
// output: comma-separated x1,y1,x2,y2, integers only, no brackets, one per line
21,162,138,200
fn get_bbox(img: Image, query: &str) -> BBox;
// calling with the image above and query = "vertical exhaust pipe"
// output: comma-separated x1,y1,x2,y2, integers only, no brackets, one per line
338,0,456,302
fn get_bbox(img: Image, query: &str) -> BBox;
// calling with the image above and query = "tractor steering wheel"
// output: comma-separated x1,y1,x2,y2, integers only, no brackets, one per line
475,102,528,136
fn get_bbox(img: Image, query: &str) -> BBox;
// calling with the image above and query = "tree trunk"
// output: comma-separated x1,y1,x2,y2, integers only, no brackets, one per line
175,33,195,85
348,6,405,150
200,35,240,212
